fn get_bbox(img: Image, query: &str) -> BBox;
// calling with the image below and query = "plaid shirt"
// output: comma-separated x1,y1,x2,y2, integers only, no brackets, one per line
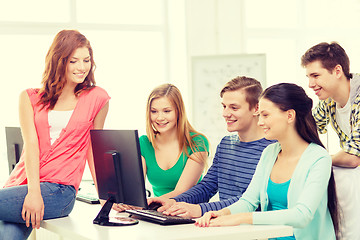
312,90,360,157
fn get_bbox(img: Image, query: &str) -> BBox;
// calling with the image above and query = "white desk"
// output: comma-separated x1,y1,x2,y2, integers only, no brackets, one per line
41,201,293,240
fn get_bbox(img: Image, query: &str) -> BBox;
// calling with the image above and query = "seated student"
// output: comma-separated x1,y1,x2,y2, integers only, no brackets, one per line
140,83,209,198
148,76,274,218
0,30,110,240
195,83,340,240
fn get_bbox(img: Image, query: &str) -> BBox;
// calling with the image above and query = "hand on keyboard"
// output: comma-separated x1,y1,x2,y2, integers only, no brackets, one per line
147,197,176,212
112,203,142,212
163,202,202,218
148,202,162,211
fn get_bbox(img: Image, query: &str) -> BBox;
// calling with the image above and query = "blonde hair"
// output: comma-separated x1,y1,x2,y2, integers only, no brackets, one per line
145,84,208,163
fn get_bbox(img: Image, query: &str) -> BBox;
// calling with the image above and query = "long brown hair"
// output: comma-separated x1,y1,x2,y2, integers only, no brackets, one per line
145,84,208,164
38,29,96,110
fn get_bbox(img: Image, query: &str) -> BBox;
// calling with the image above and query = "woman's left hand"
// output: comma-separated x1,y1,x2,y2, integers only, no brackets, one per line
22,192,44,229
195,211,251,227
205,214,240,227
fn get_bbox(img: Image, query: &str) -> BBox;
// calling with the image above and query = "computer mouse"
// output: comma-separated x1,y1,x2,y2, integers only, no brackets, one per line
148,202,162,211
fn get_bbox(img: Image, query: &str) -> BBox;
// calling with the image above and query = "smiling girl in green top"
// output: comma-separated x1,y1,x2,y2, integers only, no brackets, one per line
140,84,209,198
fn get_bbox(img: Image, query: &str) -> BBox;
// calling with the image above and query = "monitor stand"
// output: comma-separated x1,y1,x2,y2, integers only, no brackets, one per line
93,196,139,226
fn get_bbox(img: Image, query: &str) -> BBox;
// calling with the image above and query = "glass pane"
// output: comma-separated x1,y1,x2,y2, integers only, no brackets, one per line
0,34,54,182
0,0,71,22
76,0,164,25
246,38,298,88
245,0,298,28
0,34,51,123
305,0,360,29
82,30,165,130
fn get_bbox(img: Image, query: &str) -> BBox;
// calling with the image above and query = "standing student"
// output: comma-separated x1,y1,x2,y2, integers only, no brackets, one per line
140,84,209,198
196,83,339,240
148,76,274,218
301,42,360,240
0,30,110,240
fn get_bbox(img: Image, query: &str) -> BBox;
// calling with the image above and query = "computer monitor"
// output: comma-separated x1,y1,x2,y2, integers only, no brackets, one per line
90,129,147,226
5,127,23,174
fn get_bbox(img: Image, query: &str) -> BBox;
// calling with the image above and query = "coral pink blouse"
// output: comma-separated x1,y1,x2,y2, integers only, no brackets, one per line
4,86,110,191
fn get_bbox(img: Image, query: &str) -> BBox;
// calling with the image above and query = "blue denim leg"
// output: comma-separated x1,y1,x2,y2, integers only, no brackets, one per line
0,221,32,240
0,182,76,240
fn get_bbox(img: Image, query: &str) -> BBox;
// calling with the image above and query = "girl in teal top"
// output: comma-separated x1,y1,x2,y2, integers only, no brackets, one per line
141,84,209,198
196,83,340,240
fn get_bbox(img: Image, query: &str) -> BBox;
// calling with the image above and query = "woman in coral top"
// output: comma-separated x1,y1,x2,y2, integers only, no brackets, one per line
0,30,110,239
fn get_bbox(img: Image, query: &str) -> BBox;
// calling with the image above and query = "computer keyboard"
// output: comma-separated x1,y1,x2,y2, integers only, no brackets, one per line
126,209,195,225
76,181,100,204
76,192,100,204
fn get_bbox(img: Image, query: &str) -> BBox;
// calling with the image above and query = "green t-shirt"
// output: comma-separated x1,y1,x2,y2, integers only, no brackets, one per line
139,133,209,197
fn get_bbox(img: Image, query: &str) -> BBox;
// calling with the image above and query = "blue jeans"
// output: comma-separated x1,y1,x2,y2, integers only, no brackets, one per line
0,182,76,240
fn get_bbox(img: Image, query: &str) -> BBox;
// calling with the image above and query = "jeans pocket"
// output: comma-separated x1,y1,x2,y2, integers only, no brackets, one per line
42,182,61,196
41,183,76,219
58,185,76,217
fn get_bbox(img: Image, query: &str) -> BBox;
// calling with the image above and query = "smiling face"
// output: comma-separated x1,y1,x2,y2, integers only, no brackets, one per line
65,46,91,86
150,97,177,134
305,60,339,100
221,89,257,134
258,98,289,140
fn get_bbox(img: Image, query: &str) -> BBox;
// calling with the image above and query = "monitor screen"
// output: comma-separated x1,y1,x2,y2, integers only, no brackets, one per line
5,127,23,174
90,129,147,226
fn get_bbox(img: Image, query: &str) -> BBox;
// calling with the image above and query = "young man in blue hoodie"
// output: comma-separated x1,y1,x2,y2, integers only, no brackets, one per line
302,42,360,240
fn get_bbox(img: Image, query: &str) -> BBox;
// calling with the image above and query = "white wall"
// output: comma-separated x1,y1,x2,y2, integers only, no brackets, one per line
185,0,244,56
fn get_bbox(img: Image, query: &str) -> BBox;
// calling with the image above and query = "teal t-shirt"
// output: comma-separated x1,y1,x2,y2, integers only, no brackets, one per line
139,133,209,197
268,178,295,240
